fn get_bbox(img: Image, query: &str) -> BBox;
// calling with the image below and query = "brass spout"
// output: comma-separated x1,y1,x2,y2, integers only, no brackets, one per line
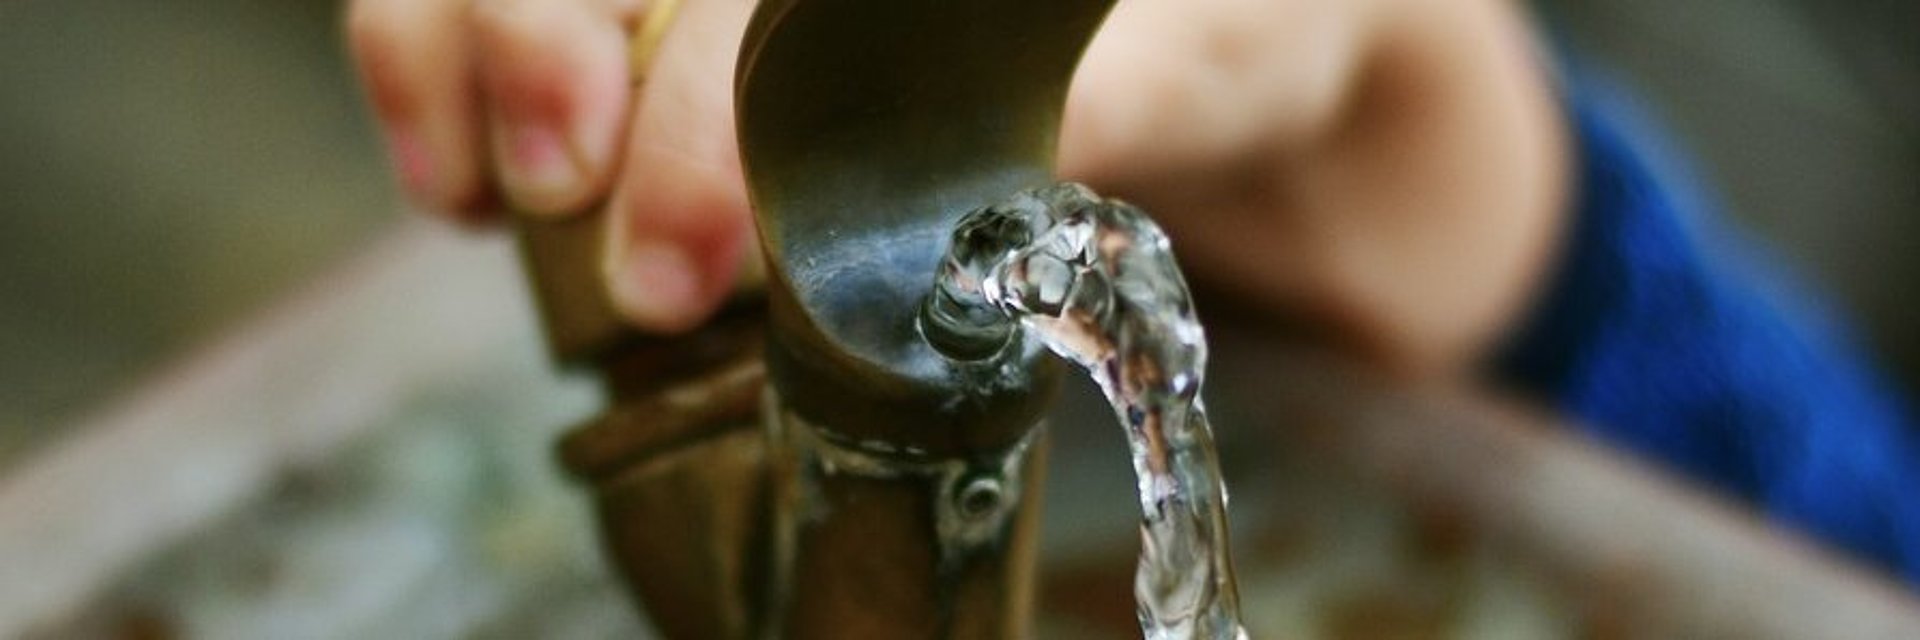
526,1,1118,637
737,1,1114,637
736,0,1114,451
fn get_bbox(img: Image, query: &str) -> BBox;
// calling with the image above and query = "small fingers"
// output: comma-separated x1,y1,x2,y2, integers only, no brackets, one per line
471,0,634,215
603,0,757,332
346,0,493,218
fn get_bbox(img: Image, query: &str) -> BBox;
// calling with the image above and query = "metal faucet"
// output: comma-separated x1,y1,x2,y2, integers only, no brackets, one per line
518,0,1116,636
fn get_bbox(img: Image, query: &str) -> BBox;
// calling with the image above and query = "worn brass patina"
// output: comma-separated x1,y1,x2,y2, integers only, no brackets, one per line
525,0,1117,637
736,2,1114,637
736,0,1114,451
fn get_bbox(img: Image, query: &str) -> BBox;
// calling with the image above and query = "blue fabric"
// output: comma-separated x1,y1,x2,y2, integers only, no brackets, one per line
1492,72,1920,583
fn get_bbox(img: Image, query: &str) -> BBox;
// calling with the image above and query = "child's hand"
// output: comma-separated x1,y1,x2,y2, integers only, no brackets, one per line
346,0,1566,378
347,0,752,334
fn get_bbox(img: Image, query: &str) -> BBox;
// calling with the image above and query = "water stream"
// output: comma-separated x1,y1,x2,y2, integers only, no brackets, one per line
924,183,1248,640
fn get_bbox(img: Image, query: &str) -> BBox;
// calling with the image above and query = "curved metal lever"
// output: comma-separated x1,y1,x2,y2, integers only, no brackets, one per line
736,0,1116,454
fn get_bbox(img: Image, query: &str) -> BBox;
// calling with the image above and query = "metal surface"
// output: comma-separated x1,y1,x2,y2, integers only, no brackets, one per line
561,348,772,639
761,408,1050,639
730,2,1116,637
532,0,1119,636
735,0,1115,453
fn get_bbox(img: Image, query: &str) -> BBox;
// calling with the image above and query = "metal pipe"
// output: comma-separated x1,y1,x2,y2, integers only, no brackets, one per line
733,1,1114,635
735,0,1116,451
524,0,1115,637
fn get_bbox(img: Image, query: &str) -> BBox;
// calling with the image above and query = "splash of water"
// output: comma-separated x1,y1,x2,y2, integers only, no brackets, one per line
924,183,1248,640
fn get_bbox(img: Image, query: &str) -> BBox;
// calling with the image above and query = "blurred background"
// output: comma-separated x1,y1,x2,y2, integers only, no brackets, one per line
0,0,1914,637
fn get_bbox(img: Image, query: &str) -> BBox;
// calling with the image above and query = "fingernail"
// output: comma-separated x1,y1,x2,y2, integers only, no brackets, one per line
498,120,583,211
388,129,436,202
611,240,701,329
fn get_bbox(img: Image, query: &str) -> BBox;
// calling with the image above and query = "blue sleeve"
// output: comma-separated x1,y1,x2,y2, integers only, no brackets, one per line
1491,69,1920,583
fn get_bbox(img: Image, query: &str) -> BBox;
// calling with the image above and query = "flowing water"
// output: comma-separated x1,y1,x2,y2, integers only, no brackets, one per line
924,183,1248,640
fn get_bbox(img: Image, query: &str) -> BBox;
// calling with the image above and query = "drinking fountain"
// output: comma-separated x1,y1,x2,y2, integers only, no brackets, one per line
517,0,1119,636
